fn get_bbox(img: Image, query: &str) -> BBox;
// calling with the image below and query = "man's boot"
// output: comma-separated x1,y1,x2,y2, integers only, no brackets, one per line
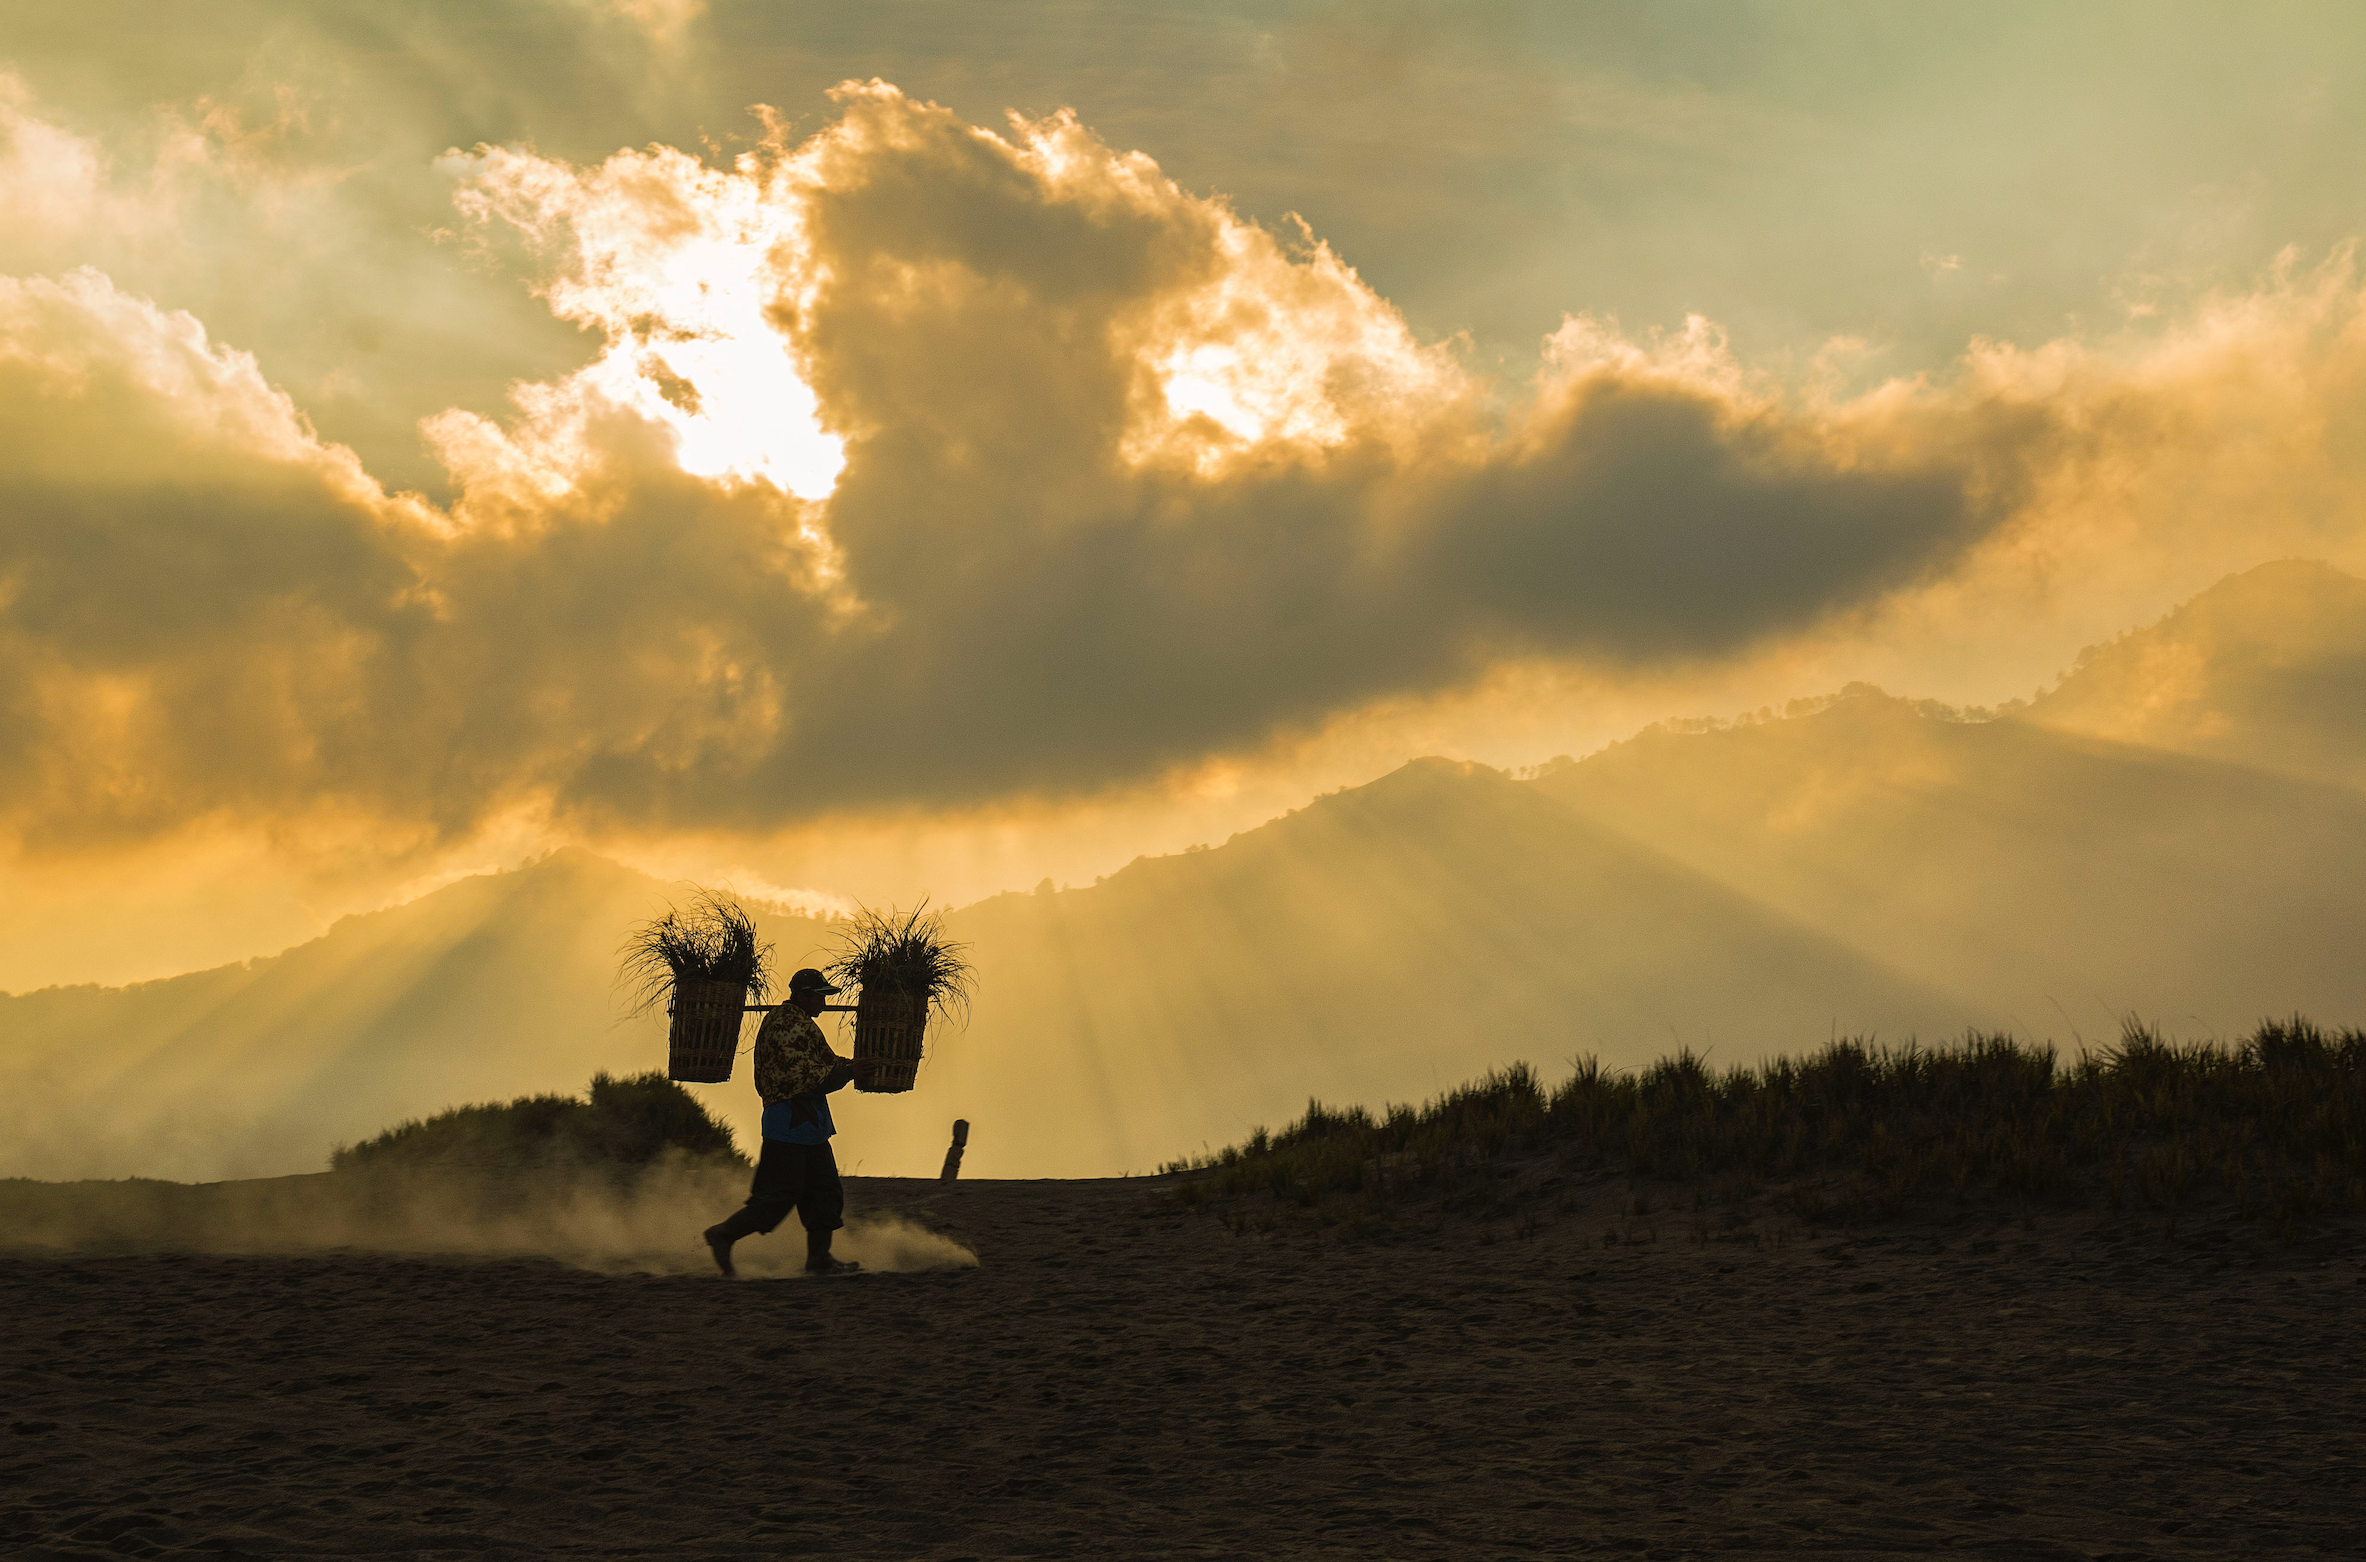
803,1225,861,1276
703,1207,765,1276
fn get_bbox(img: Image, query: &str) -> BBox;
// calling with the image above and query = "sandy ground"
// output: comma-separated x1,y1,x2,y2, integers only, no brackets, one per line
4,1168,2363,1559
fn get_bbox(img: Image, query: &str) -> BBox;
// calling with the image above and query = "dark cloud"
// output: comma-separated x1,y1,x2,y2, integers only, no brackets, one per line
731,388,1986,820
1437,380,1985,657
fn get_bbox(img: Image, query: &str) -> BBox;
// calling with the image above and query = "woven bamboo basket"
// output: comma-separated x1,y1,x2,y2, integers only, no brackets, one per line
852,986,929,1093
667,977,750,1083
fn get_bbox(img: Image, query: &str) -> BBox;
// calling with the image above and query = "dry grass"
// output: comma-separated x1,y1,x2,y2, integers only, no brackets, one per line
1167,1017,2366,1242
825,903,975,1022
618,889,773,1013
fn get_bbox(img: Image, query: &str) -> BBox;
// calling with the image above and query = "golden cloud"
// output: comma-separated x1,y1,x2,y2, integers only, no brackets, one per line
3,84,2365,872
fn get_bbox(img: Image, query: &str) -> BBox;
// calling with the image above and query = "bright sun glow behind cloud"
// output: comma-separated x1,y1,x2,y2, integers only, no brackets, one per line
436,93,1465,501
444,141,845,501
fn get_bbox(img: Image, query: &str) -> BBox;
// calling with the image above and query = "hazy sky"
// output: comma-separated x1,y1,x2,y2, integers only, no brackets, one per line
7,1,2366,989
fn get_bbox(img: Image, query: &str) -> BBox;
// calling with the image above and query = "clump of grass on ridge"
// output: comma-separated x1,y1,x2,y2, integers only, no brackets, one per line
618,889,773,1014
1165,1018,2366,1239
826,903,974,1022
331,1070,744,1177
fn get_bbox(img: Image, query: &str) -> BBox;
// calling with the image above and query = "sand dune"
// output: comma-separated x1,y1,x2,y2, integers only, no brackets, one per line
4,1172,2360,1558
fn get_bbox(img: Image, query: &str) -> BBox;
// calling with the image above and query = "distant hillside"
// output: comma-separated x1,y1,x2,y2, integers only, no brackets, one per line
1536,688,2366,1033
927,759,1969,1177
0,850,777,1183
2026,559,2366,791
9,562,2366,1184
0,767,1968,1184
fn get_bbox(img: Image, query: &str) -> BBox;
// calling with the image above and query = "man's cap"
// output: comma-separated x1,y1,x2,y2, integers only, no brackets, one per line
787,967,842,995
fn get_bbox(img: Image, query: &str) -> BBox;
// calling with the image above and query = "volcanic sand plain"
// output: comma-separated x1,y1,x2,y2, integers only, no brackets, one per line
4,1168,2363,1559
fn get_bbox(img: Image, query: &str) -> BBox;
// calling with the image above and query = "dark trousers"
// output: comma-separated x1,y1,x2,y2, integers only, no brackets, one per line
718,1138,844,1241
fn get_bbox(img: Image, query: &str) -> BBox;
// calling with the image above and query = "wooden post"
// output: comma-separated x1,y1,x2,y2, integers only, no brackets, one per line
938,1119,970,1182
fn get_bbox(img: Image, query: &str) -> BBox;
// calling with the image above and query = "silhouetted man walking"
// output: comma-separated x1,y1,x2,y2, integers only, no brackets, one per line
703,967,870,1276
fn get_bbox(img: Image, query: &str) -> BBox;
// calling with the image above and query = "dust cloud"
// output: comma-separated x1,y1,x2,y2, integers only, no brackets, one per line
0,1155,976,1280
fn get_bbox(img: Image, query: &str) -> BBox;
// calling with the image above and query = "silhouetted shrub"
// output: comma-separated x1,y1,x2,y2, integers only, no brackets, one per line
1168,1017,2366,1233
332,1071,744,1177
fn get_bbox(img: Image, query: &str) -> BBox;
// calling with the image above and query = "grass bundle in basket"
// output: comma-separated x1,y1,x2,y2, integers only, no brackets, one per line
620,890,774,1083
825,904,973,1093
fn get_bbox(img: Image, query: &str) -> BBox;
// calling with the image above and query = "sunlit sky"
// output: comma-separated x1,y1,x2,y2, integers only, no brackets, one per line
7,1,2366,991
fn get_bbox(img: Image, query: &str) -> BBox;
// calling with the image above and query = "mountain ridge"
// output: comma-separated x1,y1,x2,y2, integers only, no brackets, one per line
2027,557,2366,790
7,561,2364,1182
